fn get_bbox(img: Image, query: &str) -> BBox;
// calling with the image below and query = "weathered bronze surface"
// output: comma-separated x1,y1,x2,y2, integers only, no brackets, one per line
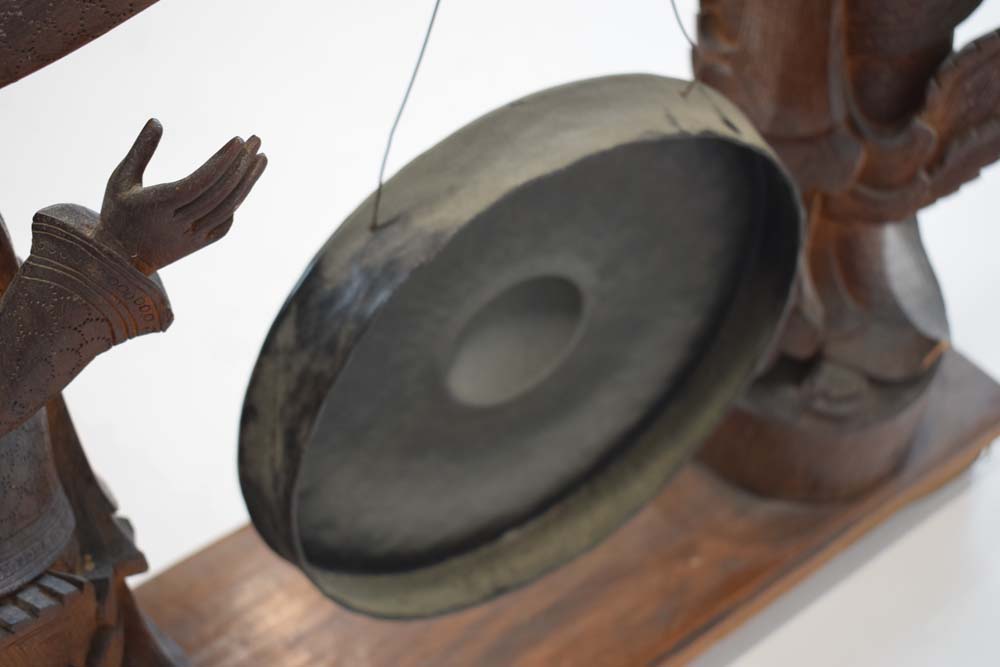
239,74,802,618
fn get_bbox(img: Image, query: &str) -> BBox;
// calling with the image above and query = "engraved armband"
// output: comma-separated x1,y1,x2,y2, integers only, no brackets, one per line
0,201,176,435
21,204,174,344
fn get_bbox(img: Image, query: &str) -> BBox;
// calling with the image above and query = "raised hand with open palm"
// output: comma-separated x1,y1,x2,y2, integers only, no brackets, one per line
96,118,267,275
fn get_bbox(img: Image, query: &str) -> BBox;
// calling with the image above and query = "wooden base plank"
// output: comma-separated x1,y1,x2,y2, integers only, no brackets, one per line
137,350,1000,667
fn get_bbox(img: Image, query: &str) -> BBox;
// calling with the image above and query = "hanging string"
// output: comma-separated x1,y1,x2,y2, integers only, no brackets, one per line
669,0,699,96
669,0,696,49
371,0,443,230
370,0,695,229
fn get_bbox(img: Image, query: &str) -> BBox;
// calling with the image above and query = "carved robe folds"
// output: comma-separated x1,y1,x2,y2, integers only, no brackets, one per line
0,205,171,596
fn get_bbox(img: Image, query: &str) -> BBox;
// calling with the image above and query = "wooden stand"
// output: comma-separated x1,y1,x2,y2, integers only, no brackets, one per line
136,350,1000,666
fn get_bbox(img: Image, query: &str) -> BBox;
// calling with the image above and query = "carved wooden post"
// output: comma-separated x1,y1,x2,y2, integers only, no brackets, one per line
695,0,1000,499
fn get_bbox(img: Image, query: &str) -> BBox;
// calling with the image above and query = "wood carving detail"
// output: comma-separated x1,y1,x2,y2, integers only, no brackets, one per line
696,0,1000,500
0,120,265,666
0,0,160,89
1,0,997,664
695,0,1000,221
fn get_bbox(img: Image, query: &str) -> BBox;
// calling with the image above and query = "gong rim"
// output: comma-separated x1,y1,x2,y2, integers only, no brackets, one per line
239,74,802,618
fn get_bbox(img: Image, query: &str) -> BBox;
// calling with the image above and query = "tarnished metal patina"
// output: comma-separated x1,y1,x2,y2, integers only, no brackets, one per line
240,75,803,618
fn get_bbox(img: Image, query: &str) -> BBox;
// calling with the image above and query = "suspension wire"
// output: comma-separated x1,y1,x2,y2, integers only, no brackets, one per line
669,0,699,96
371,0,698,228
371,0,443,230
670,0,696,49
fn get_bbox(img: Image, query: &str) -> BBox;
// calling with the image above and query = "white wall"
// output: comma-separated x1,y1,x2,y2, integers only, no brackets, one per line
0,2,998,665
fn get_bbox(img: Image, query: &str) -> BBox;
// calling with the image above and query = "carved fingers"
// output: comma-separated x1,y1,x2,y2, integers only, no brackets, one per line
922,28,1000,151
98,119,267,274
105,118,163,197
827,28,1000,222
160,132,267,265
918,29,1000,204
174,136,267,235
168,136,246,206
193,154,267,245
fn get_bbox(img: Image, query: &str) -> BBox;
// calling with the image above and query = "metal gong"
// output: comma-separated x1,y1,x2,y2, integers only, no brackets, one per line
239,75,802,618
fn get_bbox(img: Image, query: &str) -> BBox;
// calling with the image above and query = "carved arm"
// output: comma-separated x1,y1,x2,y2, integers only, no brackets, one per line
0,119,266,436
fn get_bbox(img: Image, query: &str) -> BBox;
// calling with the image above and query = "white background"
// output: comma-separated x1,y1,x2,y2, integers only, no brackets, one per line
1,1,998,665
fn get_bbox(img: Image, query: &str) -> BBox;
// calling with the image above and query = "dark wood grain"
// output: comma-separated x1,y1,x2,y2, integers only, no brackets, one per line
139,350,1000,667
694,0,1000,501
0,0,161,90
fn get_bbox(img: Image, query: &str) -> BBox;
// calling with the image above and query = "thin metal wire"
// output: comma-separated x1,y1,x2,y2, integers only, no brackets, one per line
371,0,443,230
670,0,699,96
669,0,696,50
371,0,695,228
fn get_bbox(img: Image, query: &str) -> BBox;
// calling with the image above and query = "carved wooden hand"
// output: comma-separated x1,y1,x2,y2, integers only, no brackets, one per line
697,0,1000,222
96,119,267,275
0,121,266,436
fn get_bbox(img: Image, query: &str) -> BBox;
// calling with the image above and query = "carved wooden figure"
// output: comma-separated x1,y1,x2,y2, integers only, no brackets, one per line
0,121,265,665
696,0,1000,499
0,3,272,664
